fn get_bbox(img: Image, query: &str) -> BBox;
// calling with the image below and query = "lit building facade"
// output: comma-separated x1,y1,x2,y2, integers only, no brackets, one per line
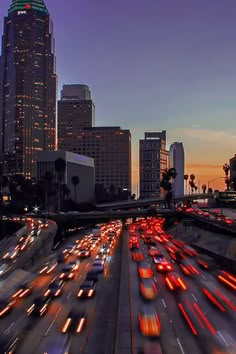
58,84,95,149
139,131,169,198
0,0,56,178
37,150,95,203
59,126,131,192
169,142,184,197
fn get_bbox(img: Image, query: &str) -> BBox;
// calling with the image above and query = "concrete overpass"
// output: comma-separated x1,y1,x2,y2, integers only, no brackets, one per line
95,193,215,211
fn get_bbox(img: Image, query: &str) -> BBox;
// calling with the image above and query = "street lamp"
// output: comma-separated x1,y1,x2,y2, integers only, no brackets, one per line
207,177,225,191
33,205,40,214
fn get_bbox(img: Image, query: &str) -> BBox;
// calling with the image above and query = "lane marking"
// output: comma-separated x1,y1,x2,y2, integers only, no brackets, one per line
191,293,198,302
67,291,72,300
177,338,185,354
3,321,15,334
162,298,167,308
44,306,62,336
217,331,229,347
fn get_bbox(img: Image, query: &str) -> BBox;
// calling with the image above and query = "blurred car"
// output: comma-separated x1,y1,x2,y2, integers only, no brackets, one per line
26,297,50,317
201,282,236,312
0,263,10,276
169,250,186,263
156,258,173,272
68,260,80,271
61,310,86,334
91,259,104,273
60,265,75,280
12,282,32,299
44,279,65,298
0,299,16,317
40,335,71,354
179,260,200,276
0,333,21,354
196,255,216,270
39,260,58,274
85,270,99,283
2,246,19,260
149,247,161,257
78,248,90,258
77,280,96,298
138,262,153,279
165,272,187,291
139,306,161,337
96,252,106,260
178,297,216,336
217,270,236,291
182,246,199,257
140,279,158,300
132,250,144,262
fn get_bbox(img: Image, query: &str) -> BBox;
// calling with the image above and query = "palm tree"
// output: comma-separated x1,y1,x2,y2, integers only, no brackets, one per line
54,158,66,210
71,175,80,203
223,163,230,191
160,168,177,208
189,174,197,193
202,184,207,194
184,174,188,194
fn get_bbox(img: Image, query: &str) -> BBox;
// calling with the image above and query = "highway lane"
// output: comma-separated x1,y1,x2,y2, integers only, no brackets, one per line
15,223,122,354
136,222,236,354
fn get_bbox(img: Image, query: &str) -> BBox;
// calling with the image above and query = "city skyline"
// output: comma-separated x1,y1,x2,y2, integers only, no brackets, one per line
1,0,236,193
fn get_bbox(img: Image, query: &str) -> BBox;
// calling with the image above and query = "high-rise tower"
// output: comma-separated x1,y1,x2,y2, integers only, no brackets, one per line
169,142,185,197
0,0,57,178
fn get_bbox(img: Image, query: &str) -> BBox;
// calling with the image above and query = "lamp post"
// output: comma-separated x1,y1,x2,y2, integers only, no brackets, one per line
207,177,225,191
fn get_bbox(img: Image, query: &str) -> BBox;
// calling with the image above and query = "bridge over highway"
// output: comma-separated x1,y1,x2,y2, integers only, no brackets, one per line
95,193,215,211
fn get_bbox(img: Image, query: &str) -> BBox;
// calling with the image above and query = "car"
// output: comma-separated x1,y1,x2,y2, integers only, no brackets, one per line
217,270,236,291
78,248,90,258
85,270,98,282
182,246,199,257
0,263,10,276
44,279,65,298
0,333,22,354
0,299,16,317
96,252,106,260
196,255,216,270
60,265,75,280
39,260,58,274
132,250,144,262
152,255,165,264
179,259,200,276
138,262,153,279
169,250,186,263
165,272,187,291
201,282,236,312
77,280,96,298
26,297,50,317
68,260,80,271
12,282,32,298
178,297,216,336
138,306,161,337
61,310,86,334
91,259,104,273
156,258,174,272
149,247,161,257
2,246,19,260
140,279,158,300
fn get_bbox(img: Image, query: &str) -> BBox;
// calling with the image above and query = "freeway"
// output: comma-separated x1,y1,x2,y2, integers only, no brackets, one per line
0,217,235,354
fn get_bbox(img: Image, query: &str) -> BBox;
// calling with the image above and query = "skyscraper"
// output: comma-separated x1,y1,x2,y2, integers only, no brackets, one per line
60,126,131,192
58,84,95,150
169,142,185,197
139,131,169,198
0,0,56,178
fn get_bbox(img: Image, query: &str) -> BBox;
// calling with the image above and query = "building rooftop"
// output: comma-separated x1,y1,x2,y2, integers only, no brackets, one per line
8,0,48,14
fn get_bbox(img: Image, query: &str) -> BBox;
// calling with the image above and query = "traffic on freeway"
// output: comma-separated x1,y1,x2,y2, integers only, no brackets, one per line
0,216,235,354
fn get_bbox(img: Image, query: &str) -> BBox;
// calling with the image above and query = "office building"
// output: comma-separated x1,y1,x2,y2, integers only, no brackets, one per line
169,142,184,197
37,150,95,203
58,84,95,150
229,154,236,180
0,0,57,178
139,131,169,198
60,126,131,192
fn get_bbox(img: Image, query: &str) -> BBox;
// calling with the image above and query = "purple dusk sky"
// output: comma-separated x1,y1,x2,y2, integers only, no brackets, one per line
1,0,236,192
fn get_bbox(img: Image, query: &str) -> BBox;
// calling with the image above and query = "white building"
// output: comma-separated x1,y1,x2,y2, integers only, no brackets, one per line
37,150,95,203
169,142,184,197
